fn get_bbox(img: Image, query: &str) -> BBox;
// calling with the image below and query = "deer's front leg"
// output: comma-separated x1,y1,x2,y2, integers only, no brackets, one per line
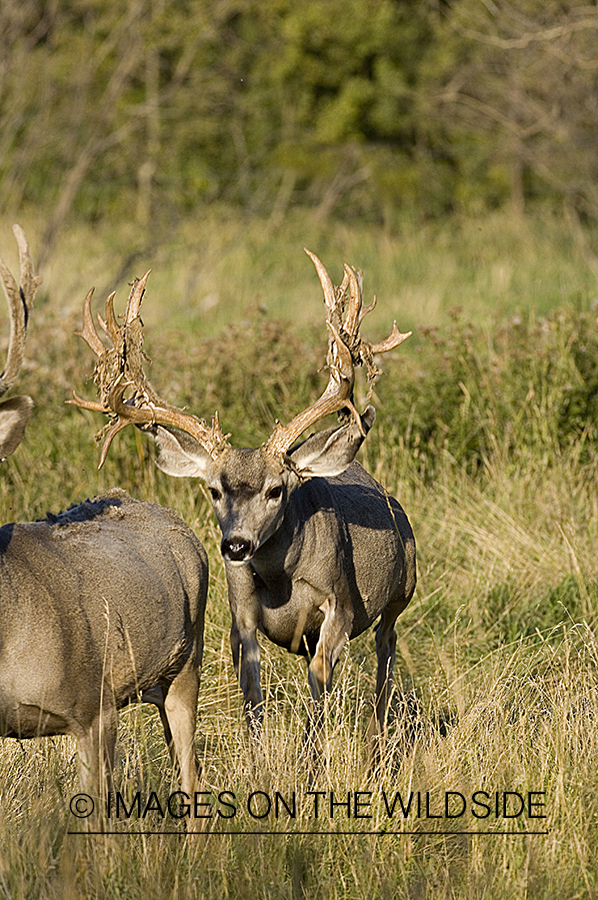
304,592,353,775
227,563,264,738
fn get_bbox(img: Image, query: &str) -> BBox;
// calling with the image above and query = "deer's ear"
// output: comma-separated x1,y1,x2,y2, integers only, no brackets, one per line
289,406,375,478
0,396,33,460
151,425,213,480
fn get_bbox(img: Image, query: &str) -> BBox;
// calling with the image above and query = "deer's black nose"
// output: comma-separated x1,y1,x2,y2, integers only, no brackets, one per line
221,537,253,562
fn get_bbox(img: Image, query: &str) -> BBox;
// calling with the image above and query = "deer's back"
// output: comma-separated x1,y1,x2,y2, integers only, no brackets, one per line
0,488,207,735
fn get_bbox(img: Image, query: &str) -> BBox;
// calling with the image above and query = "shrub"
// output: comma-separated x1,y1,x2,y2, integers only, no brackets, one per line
377,304,598,479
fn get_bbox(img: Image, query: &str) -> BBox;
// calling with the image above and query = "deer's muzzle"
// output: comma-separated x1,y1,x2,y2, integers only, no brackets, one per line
221,536,254,563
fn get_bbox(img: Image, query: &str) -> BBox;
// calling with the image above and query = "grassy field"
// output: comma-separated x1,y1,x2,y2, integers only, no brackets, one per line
5,204,596,338
0,208,596,897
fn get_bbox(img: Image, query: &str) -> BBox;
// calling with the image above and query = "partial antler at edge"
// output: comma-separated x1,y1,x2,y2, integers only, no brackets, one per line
0,225,42,397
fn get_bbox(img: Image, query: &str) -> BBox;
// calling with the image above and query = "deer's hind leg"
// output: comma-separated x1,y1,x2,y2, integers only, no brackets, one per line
370,607,398,739
161,659,202,799
365,599,404,768
366,589,415,769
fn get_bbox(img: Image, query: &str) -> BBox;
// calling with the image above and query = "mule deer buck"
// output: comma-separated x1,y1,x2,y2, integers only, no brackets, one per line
73,250,416,766
0,227,207,811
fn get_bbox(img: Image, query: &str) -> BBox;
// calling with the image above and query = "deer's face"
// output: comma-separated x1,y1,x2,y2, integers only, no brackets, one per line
150,408,375,566
206,448,291,564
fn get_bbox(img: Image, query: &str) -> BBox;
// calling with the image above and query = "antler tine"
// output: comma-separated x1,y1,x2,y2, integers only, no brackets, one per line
13,225,41,319
75,288,106,356
343,262,411,357
98,413,133,468
103,292,119,344
95,271,151,346
0,226,42,397
347,273,411,354
125,269,150,325
340,267,411,353
359,295,376,324
303,248,341,329
72,271,229,467
342,263,362,338
370,321,411,354
263,251,361,457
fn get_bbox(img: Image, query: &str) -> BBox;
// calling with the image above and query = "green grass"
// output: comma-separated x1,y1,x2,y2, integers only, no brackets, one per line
0,207,596,896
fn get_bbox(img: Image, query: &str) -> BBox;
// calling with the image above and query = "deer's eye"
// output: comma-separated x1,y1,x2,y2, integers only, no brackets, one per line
267,485,283,501
209,487,221,502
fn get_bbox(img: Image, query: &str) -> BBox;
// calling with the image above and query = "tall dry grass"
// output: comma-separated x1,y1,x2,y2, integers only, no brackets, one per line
0,457,595,898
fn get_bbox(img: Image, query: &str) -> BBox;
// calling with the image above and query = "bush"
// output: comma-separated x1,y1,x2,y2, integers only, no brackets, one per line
377,304,598,478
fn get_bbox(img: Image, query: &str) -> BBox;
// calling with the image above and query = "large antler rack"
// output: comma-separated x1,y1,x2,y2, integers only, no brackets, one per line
71,272,229,467
0,225,42,397
263,249,411,457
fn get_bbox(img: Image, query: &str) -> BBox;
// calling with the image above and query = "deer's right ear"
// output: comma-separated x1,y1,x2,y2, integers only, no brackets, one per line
151,425,213,480
0,396,33,460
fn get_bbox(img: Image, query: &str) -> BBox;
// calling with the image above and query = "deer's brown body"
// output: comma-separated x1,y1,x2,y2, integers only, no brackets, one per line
0,489,207,797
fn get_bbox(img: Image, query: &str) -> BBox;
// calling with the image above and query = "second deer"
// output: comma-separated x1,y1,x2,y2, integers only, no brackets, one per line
74,250,416,767
0,228,207,815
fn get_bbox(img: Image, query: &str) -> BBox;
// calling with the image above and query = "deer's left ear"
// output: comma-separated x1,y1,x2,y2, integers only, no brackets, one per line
289,405,375,478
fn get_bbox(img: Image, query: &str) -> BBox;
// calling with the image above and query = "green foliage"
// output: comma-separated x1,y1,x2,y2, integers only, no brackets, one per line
4,0,597,248
378,304,598,478
482,575,595,646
